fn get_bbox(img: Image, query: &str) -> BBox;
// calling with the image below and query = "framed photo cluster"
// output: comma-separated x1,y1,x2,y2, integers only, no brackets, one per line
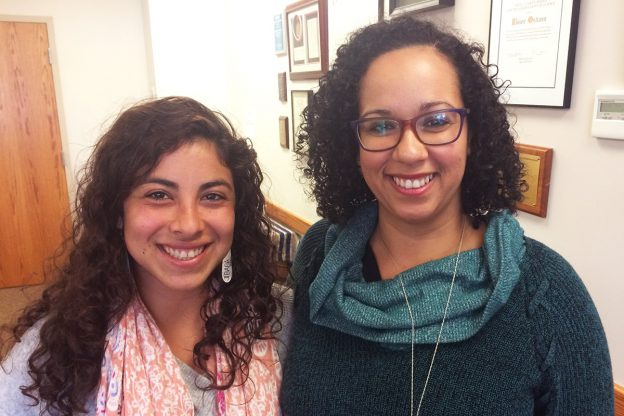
274,0,326,151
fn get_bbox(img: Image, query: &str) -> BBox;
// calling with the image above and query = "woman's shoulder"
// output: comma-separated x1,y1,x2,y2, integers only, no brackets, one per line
299,218,331,252
521,237,592,305
522,237,574,271
519,236,609,350
0,321,44,414
518,240,613,413
1,320,44,372
290,219,331,288
0,320,108,415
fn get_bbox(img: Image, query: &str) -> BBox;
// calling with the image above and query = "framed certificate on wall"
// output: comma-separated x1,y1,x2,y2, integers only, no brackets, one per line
285,0,328,80
488,0,581,107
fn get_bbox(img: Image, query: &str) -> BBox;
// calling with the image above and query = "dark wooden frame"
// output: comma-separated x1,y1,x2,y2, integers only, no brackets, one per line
279,116,289,149
285,0,328,80
277,72,287,102
378,0,454,20
488,0,581,108
515,143,553,217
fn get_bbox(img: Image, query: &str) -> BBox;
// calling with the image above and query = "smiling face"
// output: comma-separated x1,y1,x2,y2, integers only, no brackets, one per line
358,45,468,229
123,139,235,301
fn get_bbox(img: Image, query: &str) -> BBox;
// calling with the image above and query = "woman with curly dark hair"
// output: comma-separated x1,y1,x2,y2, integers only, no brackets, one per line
280,17,612,415
1,96,288,415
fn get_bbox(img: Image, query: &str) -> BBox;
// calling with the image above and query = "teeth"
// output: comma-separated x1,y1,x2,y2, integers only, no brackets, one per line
162,246,205,260
393,174,433,190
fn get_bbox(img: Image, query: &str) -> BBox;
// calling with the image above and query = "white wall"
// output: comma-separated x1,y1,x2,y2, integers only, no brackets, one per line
149,0,624,384
147,0,228,109
0,0,153,192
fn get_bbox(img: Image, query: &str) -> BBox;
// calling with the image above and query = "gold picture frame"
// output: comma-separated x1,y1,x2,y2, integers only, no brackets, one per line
515,143,553,218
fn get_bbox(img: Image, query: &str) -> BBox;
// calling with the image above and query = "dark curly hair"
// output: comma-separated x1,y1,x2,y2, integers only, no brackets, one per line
296,17,525,226
1,96,281,414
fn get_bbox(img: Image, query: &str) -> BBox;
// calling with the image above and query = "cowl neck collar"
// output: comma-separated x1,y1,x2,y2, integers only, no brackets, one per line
309,203,525,347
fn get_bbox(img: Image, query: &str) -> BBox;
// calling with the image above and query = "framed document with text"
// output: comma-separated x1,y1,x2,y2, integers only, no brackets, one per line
488,0,580,108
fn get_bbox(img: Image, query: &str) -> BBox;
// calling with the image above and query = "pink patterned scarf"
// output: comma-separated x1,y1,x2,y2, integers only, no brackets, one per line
95,297,282,415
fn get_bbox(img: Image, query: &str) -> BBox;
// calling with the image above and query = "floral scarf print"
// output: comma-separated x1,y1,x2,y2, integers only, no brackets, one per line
95,297,282,415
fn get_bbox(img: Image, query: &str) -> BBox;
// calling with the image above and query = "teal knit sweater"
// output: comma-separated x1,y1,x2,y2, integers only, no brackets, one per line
280,219,613,415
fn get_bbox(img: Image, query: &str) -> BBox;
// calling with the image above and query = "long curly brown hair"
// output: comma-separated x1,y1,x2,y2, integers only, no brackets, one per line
296,17,525,226
1,96,280,414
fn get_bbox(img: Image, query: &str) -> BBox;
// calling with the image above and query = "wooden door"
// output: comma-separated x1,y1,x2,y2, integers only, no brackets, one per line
0,21,70,288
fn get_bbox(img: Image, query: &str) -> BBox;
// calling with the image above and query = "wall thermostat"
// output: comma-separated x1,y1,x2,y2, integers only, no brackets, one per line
591,90,624,140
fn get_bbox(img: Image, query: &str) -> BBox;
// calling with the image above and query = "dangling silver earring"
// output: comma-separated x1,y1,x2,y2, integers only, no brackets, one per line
221,250,232,283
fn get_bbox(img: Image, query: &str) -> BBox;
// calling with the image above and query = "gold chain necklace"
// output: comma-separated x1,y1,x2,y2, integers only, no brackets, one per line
378,218,466,416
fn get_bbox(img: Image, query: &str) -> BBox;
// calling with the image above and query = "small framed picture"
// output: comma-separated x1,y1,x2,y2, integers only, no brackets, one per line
274,13,287,55
291,89,313,150
286,0,328,80
278,72,287,102
279,116,289,149
515,143,553,217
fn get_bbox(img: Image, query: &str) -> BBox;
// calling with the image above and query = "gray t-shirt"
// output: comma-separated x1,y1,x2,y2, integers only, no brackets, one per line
176,358,216,416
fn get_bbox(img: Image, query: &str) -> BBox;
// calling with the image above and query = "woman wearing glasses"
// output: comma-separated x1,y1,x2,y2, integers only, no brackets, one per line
280,17,612,415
